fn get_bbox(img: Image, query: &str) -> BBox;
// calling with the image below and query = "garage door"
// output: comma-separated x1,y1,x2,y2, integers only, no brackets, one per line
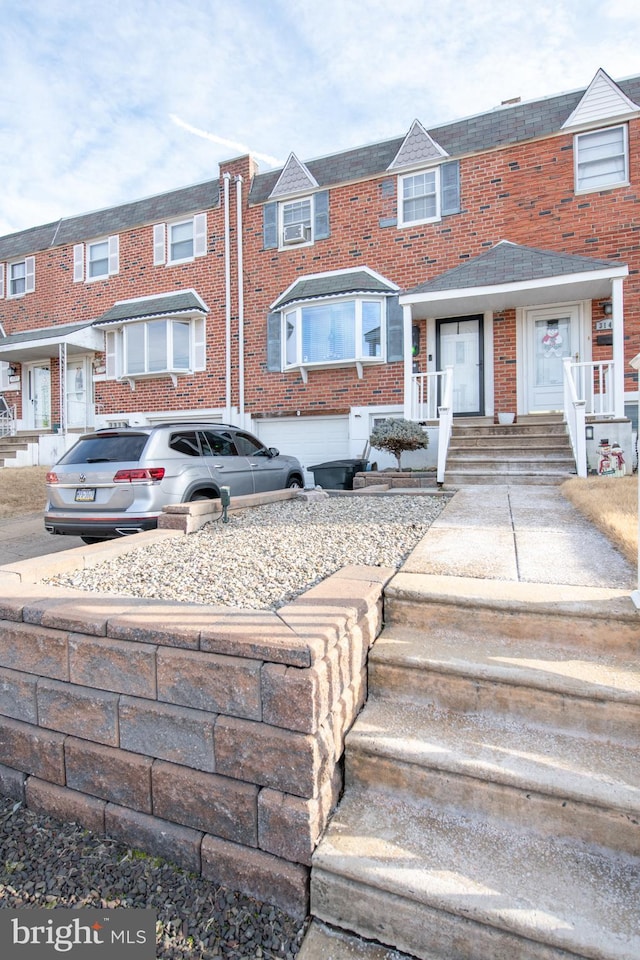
256,415,350,483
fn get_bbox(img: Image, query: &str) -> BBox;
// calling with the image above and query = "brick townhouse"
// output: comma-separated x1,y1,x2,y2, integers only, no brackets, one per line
0,67,639,479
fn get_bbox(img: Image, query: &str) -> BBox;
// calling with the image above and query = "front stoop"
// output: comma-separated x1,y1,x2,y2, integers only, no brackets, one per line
445,415,576,485
304,577,640,960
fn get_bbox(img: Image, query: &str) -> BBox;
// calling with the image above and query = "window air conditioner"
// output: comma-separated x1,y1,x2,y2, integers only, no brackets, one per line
283,222,309,244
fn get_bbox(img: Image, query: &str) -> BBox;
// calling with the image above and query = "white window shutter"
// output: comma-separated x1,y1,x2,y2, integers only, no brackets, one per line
73,244,84,282
193,316,206,370
0,263,4,299
194,213,207,257
108,236,119,275
153,223,166,265
105,330,117,379
25,256,35,293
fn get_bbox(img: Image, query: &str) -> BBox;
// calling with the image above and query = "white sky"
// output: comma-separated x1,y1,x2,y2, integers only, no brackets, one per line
1,0,639,237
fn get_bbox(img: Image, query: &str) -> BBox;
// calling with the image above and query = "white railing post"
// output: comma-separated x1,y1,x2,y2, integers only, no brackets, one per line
436,365,454,485
563,358,588,477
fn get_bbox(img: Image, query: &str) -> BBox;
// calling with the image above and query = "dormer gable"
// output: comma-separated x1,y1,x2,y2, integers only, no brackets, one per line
268,153,318,199
562,68,640,130
387,120,448,171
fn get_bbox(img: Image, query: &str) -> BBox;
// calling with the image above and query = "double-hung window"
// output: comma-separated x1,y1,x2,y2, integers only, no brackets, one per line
396,160,460,228
2,257,35,298
74,236,119,282
153,213,208,265
281,198,312,245
284,297,384,370
263,191,330,249
399,169,439,226
400,170,439,225
575,124,628,193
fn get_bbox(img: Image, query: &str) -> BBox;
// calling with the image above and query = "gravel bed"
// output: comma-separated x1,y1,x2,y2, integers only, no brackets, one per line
49,495,445,608
0,796,306,958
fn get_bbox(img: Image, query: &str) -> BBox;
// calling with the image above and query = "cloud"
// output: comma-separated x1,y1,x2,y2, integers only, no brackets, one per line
169,115,284,168
1,0,639,235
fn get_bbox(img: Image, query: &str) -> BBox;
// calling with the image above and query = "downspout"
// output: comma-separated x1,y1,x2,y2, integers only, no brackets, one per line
235,176,245,427
223,172,232,420
611,276,624,419
402,303,413,420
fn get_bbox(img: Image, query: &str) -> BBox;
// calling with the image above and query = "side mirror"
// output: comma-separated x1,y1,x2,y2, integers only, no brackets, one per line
268,446,280,458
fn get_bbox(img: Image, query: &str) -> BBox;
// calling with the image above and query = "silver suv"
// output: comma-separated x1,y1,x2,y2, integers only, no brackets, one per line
44,422,304,543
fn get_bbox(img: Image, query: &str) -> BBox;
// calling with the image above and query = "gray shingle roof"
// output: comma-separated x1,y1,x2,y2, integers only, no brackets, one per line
404,241,621,295
3,73,640,256
0,180,219,260
273,270,396,309
250,75,640,203
0,320,95,345
94,290,208,325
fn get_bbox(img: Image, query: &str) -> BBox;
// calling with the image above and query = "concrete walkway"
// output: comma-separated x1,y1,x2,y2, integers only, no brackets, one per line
298,484,639,960
403,483,635,590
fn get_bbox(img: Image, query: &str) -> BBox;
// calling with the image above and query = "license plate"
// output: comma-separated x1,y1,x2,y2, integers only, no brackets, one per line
75,488,96,502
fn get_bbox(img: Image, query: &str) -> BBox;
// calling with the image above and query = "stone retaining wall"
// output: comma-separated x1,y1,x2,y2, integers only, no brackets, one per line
352,470,439,489
0,504,392,919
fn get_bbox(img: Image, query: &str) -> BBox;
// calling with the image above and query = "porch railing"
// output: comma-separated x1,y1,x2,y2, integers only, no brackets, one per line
0,398,16,438
410,371,446,422
436,366,454,485
563,359,615,478
410,368,454,484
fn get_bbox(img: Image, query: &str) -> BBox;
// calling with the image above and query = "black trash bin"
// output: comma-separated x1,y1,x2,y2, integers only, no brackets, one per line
309,459,368,490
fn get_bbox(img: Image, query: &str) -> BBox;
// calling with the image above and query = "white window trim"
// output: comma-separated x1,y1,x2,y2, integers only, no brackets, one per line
574,123,629,195
74,236,120,282
5,256,35,298
154,213,207,266
104,314,206,388
278,196,314,250
397,167,441,228
283,295,386,380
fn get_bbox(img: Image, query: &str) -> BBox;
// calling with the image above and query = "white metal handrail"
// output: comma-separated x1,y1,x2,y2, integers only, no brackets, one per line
562,358,589,477
436,366,454,485
568,360,615,418
0,398,16,438
410,371,445,421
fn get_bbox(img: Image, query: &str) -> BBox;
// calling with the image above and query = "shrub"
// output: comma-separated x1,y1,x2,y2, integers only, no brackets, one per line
369,418,429,470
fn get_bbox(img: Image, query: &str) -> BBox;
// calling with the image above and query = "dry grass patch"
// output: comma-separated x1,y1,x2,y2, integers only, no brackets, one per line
0,466,49,518
561,475,638,564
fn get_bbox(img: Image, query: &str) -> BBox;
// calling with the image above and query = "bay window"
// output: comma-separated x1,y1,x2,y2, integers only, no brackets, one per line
284,297,383,370
105,315,205,381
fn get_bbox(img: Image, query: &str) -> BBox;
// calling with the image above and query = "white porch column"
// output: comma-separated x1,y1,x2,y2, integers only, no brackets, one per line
611,276,625,418
402,303,413,420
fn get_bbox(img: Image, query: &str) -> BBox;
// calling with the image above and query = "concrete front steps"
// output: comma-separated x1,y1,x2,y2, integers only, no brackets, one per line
445,415,576,485
306,577,640,960
0,431,49,467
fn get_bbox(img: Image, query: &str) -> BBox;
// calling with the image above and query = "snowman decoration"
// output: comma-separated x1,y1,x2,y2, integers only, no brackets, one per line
542,320,563,356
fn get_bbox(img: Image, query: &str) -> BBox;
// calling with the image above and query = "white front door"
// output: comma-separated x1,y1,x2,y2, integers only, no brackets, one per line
66,357,92,429
24,363,51,429
523,305,583,412
437,316,482,415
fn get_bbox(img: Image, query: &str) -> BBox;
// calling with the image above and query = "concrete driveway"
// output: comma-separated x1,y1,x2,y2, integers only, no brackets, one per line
0,512,84,563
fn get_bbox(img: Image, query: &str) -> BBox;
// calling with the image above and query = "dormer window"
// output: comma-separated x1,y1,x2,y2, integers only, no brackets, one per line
263,191,330,250
396,161,460,228
399,170,439,226
282,198,312,245
575,124,628,193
